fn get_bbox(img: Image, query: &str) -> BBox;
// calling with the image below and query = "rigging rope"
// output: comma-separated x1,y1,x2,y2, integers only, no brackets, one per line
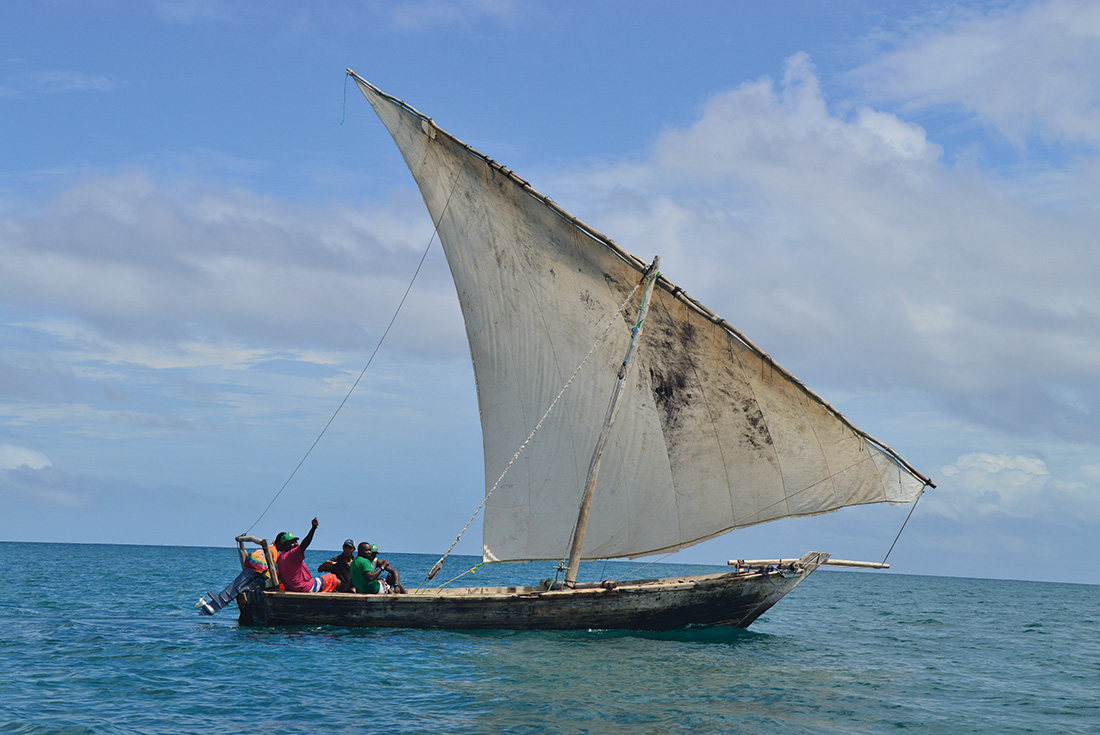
611,552,674,583
881,489,924,566
244,175,462,536
429,561,486,591
421,276,646,587
340,71,349,125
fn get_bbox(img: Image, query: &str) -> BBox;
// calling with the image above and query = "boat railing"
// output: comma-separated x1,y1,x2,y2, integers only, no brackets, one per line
729,557,888,572
235,534,281,588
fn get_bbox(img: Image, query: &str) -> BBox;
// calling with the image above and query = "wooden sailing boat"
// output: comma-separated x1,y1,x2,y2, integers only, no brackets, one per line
228,72,934,630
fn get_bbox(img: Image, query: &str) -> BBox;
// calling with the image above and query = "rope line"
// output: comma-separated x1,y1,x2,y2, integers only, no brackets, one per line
881,489,924,566
430,561,487,591
244,175,461,535
612,552,674,583
340,71,349,125
420,277,646,588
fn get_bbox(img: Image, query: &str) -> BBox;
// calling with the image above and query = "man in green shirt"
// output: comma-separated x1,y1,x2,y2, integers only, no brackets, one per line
350,542,390,594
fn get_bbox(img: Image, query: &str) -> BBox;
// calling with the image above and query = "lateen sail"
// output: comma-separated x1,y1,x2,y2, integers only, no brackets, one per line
351,73,932,563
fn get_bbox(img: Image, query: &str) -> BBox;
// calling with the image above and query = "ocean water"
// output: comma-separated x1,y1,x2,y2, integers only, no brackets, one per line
1,542,1097,734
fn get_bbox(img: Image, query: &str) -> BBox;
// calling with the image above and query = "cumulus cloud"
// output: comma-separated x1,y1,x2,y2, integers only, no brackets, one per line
9,46,1095,450
0,170,465,361
853,0,1100,147
0,458,234,536
0,468,85,507
925,451,1100,522
0,444,51,470
0,169,476,448
548,52,1100,444
0,448,88,509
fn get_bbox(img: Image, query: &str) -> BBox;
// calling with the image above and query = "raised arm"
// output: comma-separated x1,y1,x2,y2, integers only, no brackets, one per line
300,517,319,552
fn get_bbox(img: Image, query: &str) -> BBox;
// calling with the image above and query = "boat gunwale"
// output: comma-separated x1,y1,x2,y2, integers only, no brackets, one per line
262,569,766,602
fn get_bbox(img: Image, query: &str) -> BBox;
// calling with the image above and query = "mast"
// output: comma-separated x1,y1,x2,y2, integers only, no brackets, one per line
565,257,661,587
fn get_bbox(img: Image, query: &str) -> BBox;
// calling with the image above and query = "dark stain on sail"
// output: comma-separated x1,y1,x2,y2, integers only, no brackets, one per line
578,288,606,316
648,319,698,431
647,313,776,453
705,358,776,453
650,367,689,430
739,396,774,450
603,271,629,302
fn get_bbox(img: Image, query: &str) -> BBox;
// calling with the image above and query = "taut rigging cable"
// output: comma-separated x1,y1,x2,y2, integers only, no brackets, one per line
243,176,461,536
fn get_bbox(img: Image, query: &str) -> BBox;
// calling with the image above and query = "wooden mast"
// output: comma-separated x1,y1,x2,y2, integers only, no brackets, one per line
565,256,661,588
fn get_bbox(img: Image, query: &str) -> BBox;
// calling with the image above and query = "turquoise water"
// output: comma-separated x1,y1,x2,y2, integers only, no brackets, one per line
2,542,1098,734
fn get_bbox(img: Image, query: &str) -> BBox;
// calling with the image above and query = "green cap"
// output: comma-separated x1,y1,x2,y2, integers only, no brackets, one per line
276,532,298,545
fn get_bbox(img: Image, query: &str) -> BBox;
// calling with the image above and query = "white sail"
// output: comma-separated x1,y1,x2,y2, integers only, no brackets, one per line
352,74,931,563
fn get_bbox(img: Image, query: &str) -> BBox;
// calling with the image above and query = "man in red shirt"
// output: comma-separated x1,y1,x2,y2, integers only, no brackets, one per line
275,517,338,592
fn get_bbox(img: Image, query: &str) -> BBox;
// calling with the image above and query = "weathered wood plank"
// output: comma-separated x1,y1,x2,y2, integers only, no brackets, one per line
238,552,828,630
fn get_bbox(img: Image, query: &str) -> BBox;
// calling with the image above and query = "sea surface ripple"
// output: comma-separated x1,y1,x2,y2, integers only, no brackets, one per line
1,542,1097,734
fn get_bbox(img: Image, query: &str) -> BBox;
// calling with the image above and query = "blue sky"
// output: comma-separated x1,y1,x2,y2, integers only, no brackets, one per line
3,1,1099,584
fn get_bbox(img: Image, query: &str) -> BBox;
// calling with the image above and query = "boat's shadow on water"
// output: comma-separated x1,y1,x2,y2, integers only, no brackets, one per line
234,622,766,646
578,626,764,644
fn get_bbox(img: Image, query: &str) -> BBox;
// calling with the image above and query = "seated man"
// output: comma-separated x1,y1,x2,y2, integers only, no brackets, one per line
317,538,356,592
243,542,279,578
350,542,404,594
274,517,339,593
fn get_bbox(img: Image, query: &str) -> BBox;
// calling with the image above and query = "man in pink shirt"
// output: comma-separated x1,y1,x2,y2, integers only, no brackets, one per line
275,517,338,592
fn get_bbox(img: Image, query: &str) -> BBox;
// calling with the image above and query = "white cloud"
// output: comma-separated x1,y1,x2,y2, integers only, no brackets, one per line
0,444,51,470
0,170,464,360
0,62,116,97
854,107,939,161
854,0,1100,147
944,453,1050,476
28,70,116,94
925,451,1100,521
548,52,1100,444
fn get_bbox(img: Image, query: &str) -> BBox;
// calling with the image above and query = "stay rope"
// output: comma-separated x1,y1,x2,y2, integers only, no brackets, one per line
418,276,647,590
244,175,461,536
432,561,486,590
611,553,674,583
881,489,924,566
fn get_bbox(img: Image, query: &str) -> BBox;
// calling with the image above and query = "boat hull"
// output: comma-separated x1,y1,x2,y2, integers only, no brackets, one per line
236,553,826,630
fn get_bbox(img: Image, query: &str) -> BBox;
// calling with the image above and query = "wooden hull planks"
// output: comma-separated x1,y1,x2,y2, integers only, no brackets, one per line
236,553,826,630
